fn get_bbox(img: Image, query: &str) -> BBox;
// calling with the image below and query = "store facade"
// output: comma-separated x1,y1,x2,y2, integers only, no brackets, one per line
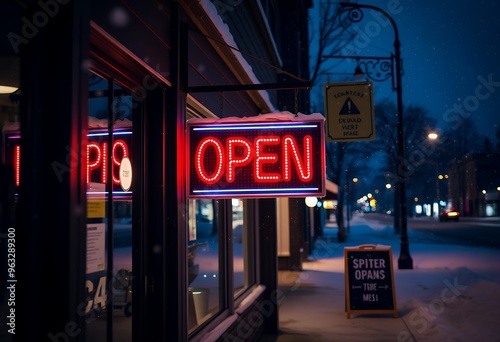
1,0,313,341
448,153,500,217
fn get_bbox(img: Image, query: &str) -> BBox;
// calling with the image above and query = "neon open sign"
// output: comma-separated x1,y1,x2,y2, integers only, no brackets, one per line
187,115,326,198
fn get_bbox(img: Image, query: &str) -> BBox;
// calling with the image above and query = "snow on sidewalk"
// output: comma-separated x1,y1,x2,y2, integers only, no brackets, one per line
300,214,500,341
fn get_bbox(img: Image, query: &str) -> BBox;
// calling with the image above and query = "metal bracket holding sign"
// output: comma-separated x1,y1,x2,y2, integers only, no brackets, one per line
324,82,375,142
344,244,397,318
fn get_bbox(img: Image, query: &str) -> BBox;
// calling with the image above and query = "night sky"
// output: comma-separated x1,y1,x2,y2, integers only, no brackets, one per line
314,0,500,141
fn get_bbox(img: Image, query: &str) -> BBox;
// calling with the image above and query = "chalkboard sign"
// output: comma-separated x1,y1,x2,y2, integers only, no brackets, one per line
344,244,397,318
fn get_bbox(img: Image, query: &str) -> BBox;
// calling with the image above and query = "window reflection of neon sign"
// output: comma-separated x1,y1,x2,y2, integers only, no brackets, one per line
188,117,325,198
6,131,132,191
87,139,129,185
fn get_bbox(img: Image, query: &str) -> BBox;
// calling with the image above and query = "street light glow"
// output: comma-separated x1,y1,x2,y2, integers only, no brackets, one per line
428,132,438,140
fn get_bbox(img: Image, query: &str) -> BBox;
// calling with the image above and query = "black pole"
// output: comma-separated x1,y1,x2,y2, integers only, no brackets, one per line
339,2,413,269
394,37,412,269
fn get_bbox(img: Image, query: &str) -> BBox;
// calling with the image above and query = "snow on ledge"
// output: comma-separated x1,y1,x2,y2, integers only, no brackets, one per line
187,111,325,124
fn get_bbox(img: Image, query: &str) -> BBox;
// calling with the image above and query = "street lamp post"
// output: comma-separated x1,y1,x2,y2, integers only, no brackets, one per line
428,132,440,217
332,2,412,269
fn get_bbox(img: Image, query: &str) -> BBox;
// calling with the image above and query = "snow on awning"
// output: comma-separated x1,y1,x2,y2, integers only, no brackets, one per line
186,111,325,124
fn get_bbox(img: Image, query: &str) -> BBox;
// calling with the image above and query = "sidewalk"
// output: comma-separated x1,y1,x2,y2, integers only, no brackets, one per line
258,214,500,342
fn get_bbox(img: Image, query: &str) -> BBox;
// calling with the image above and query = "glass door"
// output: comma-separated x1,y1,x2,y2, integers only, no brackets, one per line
85,71,134,341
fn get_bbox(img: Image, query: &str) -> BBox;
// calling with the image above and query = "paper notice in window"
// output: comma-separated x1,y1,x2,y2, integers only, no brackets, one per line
86,223,106,274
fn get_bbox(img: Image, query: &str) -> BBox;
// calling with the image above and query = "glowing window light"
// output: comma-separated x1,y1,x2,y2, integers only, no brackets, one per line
0,85,18,94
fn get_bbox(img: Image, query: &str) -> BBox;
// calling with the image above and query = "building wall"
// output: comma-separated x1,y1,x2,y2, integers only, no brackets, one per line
2,0,312,341
449,153,500,217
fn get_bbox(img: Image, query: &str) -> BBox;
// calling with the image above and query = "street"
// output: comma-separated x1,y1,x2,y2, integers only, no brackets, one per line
360,213,500,250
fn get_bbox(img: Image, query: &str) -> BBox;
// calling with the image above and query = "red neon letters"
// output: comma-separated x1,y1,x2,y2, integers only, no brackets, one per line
14,145,20,187
194,135,313,185
87,140,129,185
12,139,129,187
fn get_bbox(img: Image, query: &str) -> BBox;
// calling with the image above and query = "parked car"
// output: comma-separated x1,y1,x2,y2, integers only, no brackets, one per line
439,207,460,222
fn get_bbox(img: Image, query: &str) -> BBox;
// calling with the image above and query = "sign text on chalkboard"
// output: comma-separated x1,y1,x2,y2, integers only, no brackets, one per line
344,244,397,318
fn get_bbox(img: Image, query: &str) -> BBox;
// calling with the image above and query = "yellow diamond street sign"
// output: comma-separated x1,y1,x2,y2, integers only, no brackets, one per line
324,82,375,142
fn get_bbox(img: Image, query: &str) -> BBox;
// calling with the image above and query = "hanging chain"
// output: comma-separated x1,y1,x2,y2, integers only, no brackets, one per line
294,88,299,117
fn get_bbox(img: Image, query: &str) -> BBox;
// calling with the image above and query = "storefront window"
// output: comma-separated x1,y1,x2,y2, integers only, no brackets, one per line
188,199,220,332
232,199,255,297
187,196,257,334
85,72,133,342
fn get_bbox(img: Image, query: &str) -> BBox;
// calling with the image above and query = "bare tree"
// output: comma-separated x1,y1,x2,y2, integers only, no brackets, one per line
309,0,356,85
326,139,373,242
325,141,347,241
308,0,356,112
374,101,440,228
309,0,357,241
440,117,481,161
